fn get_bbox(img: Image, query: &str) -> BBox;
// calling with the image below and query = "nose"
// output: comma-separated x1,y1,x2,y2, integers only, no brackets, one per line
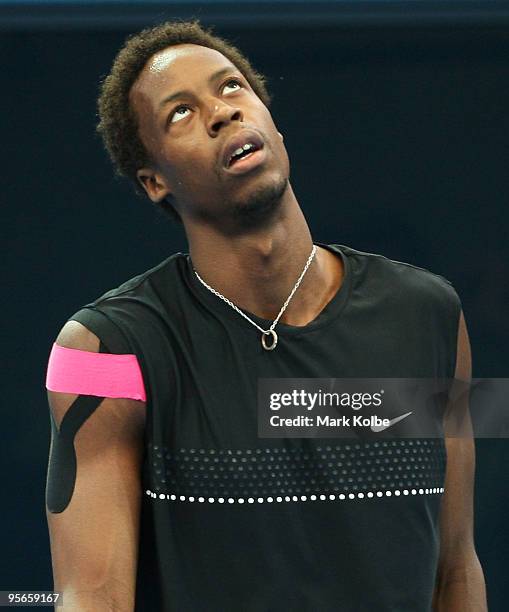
207,101,243,136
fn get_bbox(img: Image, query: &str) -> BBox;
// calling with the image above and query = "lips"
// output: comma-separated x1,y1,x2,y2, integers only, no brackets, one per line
222,129,265,169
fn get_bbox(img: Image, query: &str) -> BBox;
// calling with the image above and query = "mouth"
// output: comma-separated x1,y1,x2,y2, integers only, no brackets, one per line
224,147,267,175
222,129,265,170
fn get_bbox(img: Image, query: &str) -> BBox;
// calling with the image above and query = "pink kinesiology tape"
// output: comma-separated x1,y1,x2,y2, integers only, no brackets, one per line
45,342,147,402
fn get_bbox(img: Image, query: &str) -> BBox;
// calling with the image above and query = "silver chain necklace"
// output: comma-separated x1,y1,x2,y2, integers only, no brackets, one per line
192,244,317,351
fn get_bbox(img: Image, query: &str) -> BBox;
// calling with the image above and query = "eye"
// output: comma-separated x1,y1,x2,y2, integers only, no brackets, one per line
167,78,243,127
169,105,191,124
222,78,243,94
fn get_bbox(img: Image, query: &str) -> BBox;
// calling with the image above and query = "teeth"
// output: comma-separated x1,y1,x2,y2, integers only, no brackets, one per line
229,142,256,165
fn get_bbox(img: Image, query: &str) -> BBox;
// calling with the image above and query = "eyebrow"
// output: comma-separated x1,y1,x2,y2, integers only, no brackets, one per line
157,66,238,111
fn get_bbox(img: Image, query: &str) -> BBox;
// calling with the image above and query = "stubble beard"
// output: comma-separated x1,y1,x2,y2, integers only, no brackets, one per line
229,175,288,230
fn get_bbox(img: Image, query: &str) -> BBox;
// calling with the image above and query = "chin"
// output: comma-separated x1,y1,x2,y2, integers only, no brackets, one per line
231,175,288,229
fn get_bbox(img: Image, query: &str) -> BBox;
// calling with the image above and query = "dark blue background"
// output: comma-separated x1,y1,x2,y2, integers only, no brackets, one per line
2,2,508,608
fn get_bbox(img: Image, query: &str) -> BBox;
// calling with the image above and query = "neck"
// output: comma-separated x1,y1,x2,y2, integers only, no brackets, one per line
185,184,343,326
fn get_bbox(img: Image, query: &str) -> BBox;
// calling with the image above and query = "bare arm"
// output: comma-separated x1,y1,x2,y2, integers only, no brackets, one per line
432,310,488,611
46,321,146,611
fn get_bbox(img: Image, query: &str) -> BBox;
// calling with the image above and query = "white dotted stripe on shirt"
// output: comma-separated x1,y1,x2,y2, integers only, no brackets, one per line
145,487,444,503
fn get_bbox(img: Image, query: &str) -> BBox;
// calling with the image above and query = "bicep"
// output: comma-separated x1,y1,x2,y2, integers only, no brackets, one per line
438,310,477,566
46,321,146,607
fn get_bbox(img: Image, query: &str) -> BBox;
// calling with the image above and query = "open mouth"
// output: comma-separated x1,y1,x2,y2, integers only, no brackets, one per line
227,142,262,168
222,130,265,170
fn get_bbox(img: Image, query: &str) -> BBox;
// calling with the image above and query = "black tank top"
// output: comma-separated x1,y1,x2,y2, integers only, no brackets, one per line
68,242,461,611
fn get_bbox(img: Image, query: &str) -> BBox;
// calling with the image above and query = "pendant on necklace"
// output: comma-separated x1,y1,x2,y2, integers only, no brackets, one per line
261,329,278,351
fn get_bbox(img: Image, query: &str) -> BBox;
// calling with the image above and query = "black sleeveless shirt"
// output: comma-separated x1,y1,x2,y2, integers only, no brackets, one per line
68,242,461,611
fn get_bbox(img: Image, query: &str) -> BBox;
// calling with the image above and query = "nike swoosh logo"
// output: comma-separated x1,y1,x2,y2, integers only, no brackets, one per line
370,411,413,432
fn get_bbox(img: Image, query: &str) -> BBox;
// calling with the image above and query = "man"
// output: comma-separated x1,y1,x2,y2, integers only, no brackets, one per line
45,19,487,611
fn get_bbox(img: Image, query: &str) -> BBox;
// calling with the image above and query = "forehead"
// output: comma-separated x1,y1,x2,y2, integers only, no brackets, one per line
131,43,237,107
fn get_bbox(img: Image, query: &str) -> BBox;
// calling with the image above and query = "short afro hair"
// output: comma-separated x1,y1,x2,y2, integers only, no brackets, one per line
96,19,273,223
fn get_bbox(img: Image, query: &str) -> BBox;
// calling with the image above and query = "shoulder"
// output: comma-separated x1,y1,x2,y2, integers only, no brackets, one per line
55,319,101,351
84,251,185,306
336,243,461,314
65,251,186,350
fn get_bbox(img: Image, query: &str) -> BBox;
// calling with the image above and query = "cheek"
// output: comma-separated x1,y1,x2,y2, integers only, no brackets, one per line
181,150,215,178
165,152,219,195
258,109,286,154
259,106,279,132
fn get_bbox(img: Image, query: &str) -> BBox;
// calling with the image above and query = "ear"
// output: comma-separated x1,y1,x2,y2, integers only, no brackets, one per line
136,167,172,203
